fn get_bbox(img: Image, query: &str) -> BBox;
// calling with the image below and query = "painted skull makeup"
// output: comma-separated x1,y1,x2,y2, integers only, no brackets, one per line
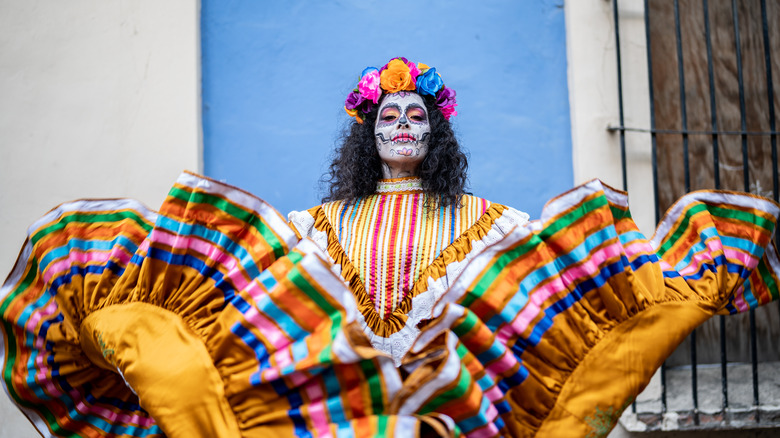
374,92,431,178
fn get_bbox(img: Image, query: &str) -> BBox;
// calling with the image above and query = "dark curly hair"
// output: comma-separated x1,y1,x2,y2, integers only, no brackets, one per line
322,93,468,207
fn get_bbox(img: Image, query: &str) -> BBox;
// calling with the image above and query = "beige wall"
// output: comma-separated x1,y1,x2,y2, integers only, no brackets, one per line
565,0,655,237
565,1,658,437
0,1,200,436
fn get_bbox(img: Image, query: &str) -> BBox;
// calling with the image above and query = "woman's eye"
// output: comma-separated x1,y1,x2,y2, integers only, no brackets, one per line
383,115,397,121
410,115,424,121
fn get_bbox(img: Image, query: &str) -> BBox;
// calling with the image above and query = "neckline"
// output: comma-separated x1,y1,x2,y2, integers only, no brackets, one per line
376,177,423,194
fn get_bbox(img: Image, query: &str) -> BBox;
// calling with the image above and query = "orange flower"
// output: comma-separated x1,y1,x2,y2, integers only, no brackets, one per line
380,59,416,93
344,107,363,124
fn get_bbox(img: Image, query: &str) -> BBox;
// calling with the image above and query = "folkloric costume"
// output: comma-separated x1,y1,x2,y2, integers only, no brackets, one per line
3,58,780,438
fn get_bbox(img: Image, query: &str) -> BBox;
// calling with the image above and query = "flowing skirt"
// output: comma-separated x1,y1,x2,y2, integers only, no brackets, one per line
2,172,779,437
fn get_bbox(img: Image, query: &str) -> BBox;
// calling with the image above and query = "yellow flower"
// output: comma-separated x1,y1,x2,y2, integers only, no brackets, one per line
380,59,416,93
417,62,430,74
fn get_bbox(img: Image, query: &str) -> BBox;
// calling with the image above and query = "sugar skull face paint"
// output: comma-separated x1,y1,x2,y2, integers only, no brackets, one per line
374,92,431,178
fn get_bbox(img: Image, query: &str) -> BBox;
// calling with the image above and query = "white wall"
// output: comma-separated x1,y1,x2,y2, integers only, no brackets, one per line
565,0,655,237
0,1,200,436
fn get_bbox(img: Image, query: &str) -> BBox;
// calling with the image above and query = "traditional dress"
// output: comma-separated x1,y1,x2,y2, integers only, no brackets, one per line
288,177,529,364
2,172,779,438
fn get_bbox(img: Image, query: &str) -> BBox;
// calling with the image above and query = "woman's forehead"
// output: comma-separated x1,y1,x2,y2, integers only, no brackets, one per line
379,92,426,110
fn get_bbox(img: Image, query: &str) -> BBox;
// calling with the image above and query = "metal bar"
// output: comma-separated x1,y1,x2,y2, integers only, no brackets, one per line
674,0,691,191
674,0,698,423
703,0,721,190
613,0,628,192
720,315,729,413
607,126,780,136
644,0,665,413
760,0,778,202
644,0,659,227
611,0,637,414
732,0,760,419
703,0,729,417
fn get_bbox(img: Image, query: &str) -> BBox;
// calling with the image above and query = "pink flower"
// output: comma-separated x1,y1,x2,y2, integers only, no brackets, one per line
358,70,382,104
440,104,458,121
407,61,420,82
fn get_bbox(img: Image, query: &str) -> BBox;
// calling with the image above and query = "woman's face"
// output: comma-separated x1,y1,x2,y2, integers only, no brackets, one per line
374,92,431,178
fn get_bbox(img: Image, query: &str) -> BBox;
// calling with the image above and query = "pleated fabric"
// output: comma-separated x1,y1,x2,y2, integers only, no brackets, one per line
401,179,780,437
2,174,779,438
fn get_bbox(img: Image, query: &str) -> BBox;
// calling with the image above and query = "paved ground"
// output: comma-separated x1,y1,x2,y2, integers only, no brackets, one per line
612,361,780,436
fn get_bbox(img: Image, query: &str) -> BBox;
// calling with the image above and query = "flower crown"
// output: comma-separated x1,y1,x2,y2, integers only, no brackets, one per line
344,57,458,124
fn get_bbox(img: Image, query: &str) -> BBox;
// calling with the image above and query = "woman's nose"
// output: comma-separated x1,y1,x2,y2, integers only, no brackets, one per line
397,114,409,127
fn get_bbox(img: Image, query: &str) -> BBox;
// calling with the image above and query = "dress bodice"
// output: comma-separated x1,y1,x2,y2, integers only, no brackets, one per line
288,177,529,363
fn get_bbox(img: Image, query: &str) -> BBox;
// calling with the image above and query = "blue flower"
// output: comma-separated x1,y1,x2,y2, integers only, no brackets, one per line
361,66,379,78
415,68,444,96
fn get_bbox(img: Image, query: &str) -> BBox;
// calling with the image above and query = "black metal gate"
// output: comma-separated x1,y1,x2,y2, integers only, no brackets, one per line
609,0,780,430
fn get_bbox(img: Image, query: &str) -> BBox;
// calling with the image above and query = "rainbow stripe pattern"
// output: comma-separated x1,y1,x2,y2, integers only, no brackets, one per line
2,175,779,437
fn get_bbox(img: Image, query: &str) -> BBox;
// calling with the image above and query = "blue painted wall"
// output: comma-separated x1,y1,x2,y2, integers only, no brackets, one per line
202,0,571,219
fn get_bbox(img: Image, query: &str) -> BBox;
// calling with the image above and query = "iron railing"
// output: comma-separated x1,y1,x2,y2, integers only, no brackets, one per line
607,0,779,430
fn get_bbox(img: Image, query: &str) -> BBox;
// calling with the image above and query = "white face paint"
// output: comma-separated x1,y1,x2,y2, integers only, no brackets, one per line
374,92,430,178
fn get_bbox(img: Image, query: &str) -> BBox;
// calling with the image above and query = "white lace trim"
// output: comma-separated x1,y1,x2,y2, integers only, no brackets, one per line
288,210,341,277
375,178,423,194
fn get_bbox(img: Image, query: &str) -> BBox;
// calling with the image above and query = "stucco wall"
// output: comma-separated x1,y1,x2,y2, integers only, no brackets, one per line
565,0,654,236
0,1,200,436
201,0,572,219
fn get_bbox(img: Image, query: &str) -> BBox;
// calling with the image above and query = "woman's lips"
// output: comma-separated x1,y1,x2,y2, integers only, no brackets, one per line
391,133,417,142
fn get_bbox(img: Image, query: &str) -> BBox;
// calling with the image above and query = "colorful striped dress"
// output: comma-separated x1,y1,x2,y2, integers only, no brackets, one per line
2,172,779,437
288,177,529,364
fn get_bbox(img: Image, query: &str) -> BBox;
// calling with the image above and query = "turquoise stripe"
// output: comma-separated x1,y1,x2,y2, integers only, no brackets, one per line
258,269,278,290
22,347,161,436
742,278,759,309
488,226,618,329
721,235,763,257
291,338,309,362
618,230,646,246
38,236,139,271
156,216,260,278
254,294,306,341
458,395,492,432
322,368,347,426
336,422,356,438
16,289,56,331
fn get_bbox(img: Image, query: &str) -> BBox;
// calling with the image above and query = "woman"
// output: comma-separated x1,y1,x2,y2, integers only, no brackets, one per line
289,58,528,365
2,57,780,438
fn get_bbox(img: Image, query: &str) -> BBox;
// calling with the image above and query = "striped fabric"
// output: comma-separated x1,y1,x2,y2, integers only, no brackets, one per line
403,180,780,437
321,178,491,318
2,174,779,438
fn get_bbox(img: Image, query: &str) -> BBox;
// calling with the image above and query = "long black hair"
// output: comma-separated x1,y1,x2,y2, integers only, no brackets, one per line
322,93,468,207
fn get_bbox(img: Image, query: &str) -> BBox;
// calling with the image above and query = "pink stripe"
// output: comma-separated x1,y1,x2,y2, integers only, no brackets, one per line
369,197,388,312
274,348,293,369
68,389,156,428
500,243,624,341
724,248,758,269
289,370,308,386
484,350,519,379
26,301,58,332
241,306,289,350
42,250,114,283
403,194,419,295
482,384,504,403
244,280,267,302
733,285,749,312
677,249,722,276
150,230,253,291
304,383,331,437
624,241,653,259
34,354,63,397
